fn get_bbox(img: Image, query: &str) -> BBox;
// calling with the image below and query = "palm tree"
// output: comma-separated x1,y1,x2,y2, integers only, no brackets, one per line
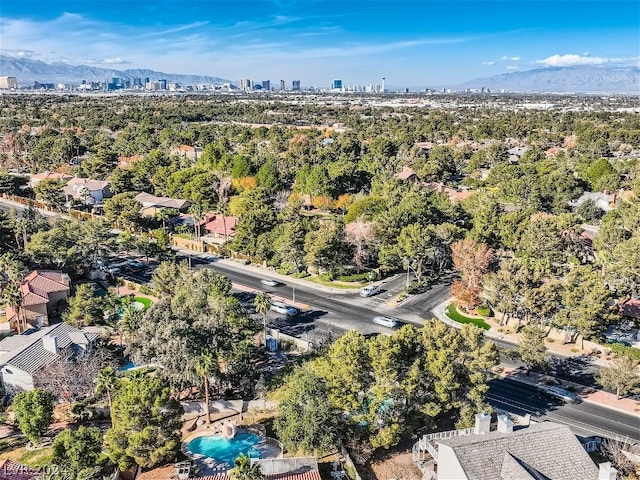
117,303,143,343
230,454,265,480
253,293,271,348
189,203,206,241
195,350,214,424
95,366,120,426
0,255,27,333
155,208,178,231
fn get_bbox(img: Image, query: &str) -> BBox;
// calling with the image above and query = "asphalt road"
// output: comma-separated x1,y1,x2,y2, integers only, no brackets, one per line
487,378,640,442
182,253,451,339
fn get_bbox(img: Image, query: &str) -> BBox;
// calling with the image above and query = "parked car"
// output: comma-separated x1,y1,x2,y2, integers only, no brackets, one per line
372,316,399,328
270,301,298,317
125,259,145,272
261,278,279,287
360,285,381,297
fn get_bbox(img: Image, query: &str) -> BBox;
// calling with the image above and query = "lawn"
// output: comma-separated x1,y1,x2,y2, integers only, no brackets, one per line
444,304,491,330
134,296,153,309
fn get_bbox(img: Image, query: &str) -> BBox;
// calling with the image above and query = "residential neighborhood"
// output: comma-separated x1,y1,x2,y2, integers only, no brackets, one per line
0,87,638,480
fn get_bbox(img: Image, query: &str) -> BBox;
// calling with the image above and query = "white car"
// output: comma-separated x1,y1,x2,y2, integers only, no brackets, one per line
373,316,399,328
270,301,298,317
360,285,381,297
261,278,279,287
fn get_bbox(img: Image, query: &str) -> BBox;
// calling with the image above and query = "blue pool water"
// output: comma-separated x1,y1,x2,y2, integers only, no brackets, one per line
188,433,261,464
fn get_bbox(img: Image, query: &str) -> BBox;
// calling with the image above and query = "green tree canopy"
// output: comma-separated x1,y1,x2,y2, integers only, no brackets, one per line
12,389,55,444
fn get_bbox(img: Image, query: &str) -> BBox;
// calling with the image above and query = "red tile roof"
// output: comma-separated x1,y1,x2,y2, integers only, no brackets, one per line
198,472,322,480
620,298,640,319
20,270,70,306
203,214,239,237
395,166,417,180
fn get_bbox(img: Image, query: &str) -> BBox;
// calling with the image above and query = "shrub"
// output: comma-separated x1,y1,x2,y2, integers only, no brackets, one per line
444,304,490,330
335,272,370,282
608,342,640,361
477,305,493,317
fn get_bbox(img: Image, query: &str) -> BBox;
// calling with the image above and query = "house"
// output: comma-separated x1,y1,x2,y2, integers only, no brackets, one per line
570,191,619,212
414,141,434,155
28,171,72,187
395,166,418,181
422,182,473,203
171,144,202,161
0,322,100,392
507,146,528,163
414,414,605,480
201,213,239,241
117,154,144,168
620,298,640,320
62,178,111,205
5,270,70,333
135,192,191,217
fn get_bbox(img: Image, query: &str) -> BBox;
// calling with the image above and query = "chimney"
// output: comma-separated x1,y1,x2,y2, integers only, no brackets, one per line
439,183,446,193
474,412,491,435
42,335,58,354
598,462,618,480
497,414,514,433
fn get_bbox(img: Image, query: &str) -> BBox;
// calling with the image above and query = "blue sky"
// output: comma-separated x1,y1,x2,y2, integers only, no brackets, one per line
1,0,638,87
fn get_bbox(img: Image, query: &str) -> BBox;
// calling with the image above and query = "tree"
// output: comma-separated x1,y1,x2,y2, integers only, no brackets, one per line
0,254,28,333
104,192,142,231
518,324,548,374
598,356,640,400
33,179,66,211
105,375,183,470
150,260,191,298
230,454,265,480
95,366,120,426
304,220,345,273
254,292,271,348
555,266,615,346
51,426,104,479
274,366,340,455
63,283,105,327
12,389,55,444
194,350,214,424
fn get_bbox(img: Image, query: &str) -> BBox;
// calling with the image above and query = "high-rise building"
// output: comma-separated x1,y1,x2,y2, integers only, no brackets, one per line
332,79,342,90
240,79,252,91
292,80,301,91
133,78,143,87
280,80,285,91
262,80,270,91
0,77,18,89
159,79,167,90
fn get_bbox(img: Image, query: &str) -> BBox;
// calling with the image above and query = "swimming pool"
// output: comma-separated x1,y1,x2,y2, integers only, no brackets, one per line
187,432,261,464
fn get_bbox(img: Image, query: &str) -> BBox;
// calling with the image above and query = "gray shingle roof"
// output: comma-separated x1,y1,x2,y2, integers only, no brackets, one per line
1,323,100,374
438,422,598,480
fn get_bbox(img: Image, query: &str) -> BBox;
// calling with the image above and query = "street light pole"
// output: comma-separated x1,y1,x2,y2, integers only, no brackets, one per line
292,276,296,304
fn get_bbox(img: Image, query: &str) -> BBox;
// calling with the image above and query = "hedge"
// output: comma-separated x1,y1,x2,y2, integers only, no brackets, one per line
444,304,491,330
607,342,640,361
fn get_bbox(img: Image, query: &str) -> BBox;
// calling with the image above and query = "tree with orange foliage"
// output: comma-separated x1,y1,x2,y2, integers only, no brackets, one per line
312,195,335,211
451,238,493,312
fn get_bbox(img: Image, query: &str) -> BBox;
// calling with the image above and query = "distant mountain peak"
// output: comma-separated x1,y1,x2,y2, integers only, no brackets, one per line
458,65,640,93
0,55,231,86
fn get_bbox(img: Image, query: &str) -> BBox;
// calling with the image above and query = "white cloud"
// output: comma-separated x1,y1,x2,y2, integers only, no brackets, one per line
511,56,520,61
482,61,495,66
102,57,129,64
500,55,508,60
536,53,607,66
506,65,519,70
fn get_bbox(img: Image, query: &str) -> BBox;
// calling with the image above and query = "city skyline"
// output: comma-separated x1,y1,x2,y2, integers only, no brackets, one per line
0,0,638,87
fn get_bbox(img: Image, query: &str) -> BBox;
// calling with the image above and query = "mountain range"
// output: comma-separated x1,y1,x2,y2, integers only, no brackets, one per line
0,55,230,86
458,66,640,94
1,55,639,93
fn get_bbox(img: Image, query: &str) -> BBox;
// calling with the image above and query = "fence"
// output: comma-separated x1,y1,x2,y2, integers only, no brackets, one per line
267,328,315,352
254,457,316,475
340,444,363,480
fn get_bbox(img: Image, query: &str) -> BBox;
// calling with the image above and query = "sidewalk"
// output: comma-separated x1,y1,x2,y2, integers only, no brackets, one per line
174,246,361,296
433,299,640,416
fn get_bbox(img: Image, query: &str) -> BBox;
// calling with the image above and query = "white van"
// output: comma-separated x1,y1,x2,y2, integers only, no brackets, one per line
270,301,298,317
372,316,399,328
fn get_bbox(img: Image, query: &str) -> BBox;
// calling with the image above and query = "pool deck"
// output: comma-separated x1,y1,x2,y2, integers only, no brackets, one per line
182,426,283,475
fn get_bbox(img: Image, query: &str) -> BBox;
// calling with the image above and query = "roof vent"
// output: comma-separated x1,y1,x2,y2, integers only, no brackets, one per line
42,335,58,354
